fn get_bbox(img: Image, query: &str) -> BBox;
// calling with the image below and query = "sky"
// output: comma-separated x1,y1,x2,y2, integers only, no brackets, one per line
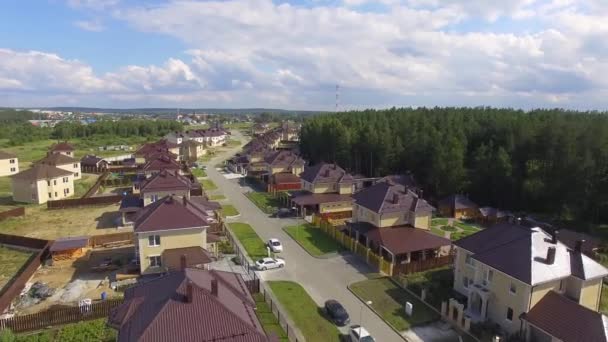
0,0,607,110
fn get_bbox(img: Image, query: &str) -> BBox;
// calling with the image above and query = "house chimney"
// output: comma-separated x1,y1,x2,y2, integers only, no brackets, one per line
186,281,194,303
546,247,556,265
575,239,585,253
551,230,559,244
392,193,399,204
180,255,187,271
211,278,218,296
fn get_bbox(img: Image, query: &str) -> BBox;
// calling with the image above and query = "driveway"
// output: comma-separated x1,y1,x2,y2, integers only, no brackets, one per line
204,130,405,342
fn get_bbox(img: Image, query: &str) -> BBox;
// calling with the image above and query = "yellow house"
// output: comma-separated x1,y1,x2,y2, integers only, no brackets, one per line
262,150,305,176
137,170,196,206
37,153,81,180
452,223,608,340
0,151,19,177
49,141,75,157
134,195,219,275
11,164,75,204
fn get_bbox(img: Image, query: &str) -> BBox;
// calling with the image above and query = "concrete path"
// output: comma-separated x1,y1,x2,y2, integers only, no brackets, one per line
204,130,406,342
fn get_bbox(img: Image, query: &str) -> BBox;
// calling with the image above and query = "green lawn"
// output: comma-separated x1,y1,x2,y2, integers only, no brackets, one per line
191,168,207,178
450,230,476,241
245,192,280,214
201,179,218,190
430,227,446,237
268,281,341,342
0,246,34,291
284,224,343,257
440,226,457,232
73,173,99,198
8,318,116,342
454,221,482,232
431,218,448,226
398,267,454,310
220,204,240,217
228,223,268,260
253,293,289,341
208,194,226,201
350,277,440,331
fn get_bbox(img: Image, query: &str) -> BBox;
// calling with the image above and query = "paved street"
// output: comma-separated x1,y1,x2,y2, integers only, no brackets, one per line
204,130,405,342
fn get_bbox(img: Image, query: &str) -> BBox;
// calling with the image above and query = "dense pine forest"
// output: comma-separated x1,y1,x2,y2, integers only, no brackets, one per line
299,108,608,223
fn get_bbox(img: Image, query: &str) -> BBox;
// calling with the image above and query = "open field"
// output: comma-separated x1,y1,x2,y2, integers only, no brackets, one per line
227,223,268,261
253,293,289,341
245,192,280,214
0,204,127,240
284,224,343,257
268,281,341,342
350,277,440,331
220,204,240,218
0,246,34,291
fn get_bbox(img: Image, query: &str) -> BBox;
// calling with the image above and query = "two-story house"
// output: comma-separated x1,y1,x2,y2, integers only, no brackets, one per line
133,195,219,275
134,140,180,164
49,141,75,157
0,151,19,177
37,152,81,180
11,164,74,204
137,170,197,206
140,155,183,178
348,180,450,265
438,194,479,219
452,222,608,341
290,163,355,219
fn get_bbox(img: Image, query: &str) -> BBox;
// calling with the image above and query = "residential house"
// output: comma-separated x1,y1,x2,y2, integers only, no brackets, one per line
137,170,198,206
0,151,18,177
164,125,229,148
252,122,270,136
438,194,479,219
37,153,81,180
180,140,206,162
269,173,302,194
347,181,450,265
477,207,512,225
289,163,355,219
80,155,108,173
108,268,273,342
133,195,219,275
134,140,180,164
11,164,74,204
451,222,608,340
247,150,305,184
141,155,183,178
49,141,75,157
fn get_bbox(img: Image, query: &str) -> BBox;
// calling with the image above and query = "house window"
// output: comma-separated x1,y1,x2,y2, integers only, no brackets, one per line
463,276,470,288
75,173,79,177
483,269,493,285
150,195,159,203
506,307,513,321
47,181,50,186
10,167,15,172
63,177,68,183
465,253,475,266
64,188,70,195
54,192,57,197
9,159,15,164
148,235,161,247
53,180,57,185
149,255,161,267
48,192,52,199
509,283,517,294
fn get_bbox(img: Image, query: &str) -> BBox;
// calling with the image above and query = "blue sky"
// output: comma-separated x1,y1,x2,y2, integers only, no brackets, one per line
0,0,607,110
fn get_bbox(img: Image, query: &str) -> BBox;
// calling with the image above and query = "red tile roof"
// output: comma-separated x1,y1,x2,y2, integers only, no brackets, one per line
365,226,451,255
142,156,182,172
134,196,215,233
300,163,352,184
50,141,74,152
353,182,433,215
523,291,608,342
108,269,269,342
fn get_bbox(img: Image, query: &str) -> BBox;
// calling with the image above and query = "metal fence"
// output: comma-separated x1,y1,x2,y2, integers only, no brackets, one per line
258,282,306,342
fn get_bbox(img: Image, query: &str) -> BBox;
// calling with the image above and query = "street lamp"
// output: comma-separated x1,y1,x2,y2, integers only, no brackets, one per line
359,301,372,341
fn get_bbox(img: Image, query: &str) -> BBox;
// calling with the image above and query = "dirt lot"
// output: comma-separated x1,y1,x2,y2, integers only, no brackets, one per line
16,246,135,315
0,204,131,240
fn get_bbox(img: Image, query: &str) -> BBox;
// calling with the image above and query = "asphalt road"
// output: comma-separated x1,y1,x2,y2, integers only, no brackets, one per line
205,131,405,342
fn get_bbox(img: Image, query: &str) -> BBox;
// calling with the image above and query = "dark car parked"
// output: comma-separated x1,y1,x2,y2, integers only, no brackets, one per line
324,300,350,326
272,207,296,218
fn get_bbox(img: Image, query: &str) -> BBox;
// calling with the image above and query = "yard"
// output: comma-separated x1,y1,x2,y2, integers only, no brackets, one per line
245,191,280,214
191,168,207,178
253,293,288,341
431,217,482,241
208,194,226,201
349,277,440,331
73,173,99,198
228,223,268,260
7,318,116,342
0,204,127,240
220,204,240,218
396,267,455,310
0,246,34,291
201,179,218,191
283,224,343,257
268,281,341,342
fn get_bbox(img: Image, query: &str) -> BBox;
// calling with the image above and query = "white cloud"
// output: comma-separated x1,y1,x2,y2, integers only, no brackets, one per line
67,0,120,10
73,19,105,32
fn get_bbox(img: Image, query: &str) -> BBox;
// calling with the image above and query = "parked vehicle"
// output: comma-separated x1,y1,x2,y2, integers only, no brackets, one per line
348,325,374,342
267,238,283,253
324,300,350,326
255,257,285,270
273,207,296,218
202,165,207,170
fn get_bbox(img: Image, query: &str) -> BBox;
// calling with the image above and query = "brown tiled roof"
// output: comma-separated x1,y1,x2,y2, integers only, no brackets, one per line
0,150,17,160
353,182,434,215
162,247,213,271
108,269,268,342
142,156,182,172
365,226,451,255
50,236,89,252
263,150,305,168
556,229,602,256
291,193,353,206
37,153,78,165
12,163,73,180
135,140,179,156
134,196,214,233
438,194,477,210
272,172,301,185
144,150,178,162
80,155,106,167
50,141,74,152
140,170,194,193
299,163,352,184
523,291,608,342
188,196,222,212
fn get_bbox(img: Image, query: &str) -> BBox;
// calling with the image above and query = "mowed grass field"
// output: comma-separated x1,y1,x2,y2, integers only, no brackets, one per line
228,222,267,261
0,246,34,290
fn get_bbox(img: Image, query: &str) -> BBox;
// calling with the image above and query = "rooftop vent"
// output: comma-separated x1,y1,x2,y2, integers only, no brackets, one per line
551,230,559,244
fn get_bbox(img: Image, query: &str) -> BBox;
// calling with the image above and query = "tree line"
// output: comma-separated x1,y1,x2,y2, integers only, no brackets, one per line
299,107,608,223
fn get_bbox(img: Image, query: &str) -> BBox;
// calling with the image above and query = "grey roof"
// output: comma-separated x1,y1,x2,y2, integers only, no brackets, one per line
353,182,434,215
80,155,106,167
439,194,477,210
12,163,73,180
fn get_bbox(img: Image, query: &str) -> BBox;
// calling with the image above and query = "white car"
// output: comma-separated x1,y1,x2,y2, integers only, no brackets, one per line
349,325,375,342
255,257,285,270
267,238,283,253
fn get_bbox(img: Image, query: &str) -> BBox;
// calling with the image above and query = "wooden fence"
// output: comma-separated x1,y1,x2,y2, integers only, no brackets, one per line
0,299,122,333
88,232,135,248
0,235,51,314
47,195,123,209
82,171,110,198
0,207,25,222
393,255,455,275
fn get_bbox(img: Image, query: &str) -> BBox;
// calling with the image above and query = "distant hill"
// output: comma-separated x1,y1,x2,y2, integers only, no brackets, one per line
34,107,323,116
